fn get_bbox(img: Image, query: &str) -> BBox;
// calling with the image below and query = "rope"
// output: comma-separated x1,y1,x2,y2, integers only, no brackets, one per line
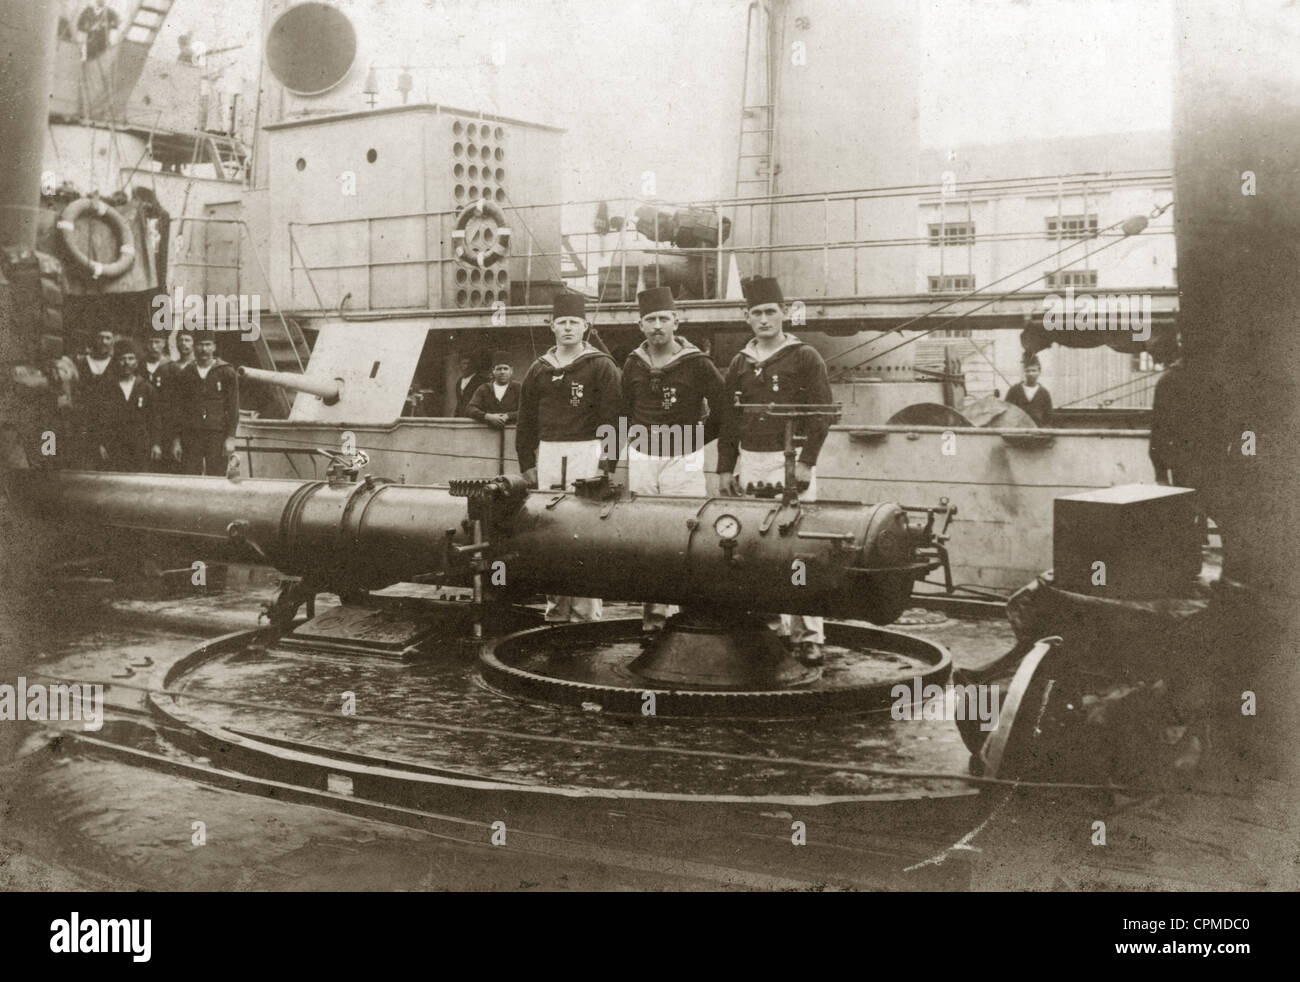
1057,368,1168,410
826,223,1149,379
31,670,1231,798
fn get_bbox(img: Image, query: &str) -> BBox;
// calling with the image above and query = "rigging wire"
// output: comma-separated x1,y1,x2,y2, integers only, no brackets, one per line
828,204,1172,379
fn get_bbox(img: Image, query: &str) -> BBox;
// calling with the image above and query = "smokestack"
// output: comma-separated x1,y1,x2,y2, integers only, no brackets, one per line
0,1,58,250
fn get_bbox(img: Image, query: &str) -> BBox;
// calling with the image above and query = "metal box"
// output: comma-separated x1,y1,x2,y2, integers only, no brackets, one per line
1053,484,1201,598
264,105,561,312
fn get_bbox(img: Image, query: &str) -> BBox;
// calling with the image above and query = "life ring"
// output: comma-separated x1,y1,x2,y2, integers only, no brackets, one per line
452,198,511,268
57,196,137,280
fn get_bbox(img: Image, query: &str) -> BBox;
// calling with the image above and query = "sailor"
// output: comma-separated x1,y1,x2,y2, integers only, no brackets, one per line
173,329,196,368
72,329,116,468
623,285,726,632
175,337,239,475
1004,355,1053,426
453,353,493,418
516,291,622,623
717,276,834,666
74,328,116,386
466,351,521,428
95,339,160,472
140,335,181,472
75,0,119,61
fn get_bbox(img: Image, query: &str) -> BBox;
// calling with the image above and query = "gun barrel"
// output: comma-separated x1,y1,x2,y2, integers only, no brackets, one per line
238,366,341,404
9,471,928,622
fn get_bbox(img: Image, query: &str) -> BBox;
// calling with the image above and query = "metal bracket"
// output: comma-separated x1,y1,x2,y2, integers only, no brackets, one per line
777,505,803,536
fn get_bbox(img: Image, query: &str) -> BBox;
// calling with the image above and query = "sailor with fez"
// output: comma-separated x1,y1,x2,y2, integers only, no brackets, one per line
716,276,835,666
621,285,725,631
515,290,623,622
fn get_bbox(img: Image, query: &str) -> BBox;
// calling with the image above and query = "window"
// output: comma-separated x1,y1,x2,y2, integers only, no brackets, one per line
928,275,974,293
1132,351,1161,373
936,328,972,338
1045,214,1098,239
1044,269,1098,289
928,221,975,246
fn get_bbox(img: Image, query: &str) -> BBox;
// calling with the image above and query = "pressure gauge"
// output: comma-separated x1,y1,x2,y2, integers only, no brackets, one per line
714,514,742,540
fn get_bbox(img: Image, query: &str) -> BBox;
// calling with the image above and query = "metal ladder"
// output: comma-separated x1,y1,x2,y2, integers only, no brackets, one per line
122,1,176,48
732,1,782,273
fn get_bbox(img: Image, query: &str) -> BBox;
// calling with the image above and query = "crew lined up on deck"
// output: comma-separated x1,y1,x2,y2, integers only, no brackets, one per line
61,329,240,476
45,278,832,661
512,277,834,666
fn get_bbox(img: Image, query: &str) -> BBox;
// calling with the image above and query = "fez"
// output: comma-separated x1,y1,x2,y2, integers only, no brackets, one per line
552,291,587,320
637,286,675,318
742,276,784,309
491,350,511,367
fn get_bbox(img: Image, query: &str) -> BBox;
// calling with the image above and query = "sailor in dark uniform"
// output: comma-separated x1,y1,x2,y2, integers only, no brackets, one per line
623,285,726,631
466,351,521,428
1004,356,1053,426
95,340,160,472
516,291,622,622
176,337,239,475
76,0,120,61
140,334,181,471
453,353,493,418
72,329,116,468
717,276,834,665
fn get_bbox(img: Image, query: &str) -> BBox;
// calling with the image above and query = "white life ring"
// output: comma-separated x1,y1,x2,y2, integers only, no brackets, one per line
452,198,511,268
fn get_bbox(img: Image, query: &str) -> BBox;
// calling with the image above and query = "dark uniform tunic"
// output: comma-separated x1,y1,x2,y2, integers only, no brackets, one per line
96,376,160,471
466,380,522,423
717,336,833,474
76,3,120,60
454,371,493,417
621,339,725,455
1005,382,1053,427
72,353,114,468
140,358,182,471
177,359,239,475
515,345,622,474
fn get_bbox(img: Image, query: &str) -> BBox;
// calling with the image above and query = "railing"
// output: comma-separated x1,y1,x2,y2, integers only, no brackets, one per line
283,169,1176,313
171,215,308,375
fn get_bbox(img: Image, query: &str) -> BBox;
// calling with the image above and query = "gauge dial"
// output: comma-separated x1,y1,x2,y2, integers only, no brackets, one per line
714,514,742,539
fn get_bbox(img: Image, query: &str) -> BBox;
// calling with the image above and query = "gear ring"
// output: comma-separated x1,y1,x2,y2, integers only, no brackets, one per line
479,619,951,718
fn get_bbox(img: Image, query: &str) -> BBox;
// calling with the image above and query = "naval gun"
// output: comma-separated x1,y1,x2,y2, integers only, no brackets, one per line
238,365,343,406
7,467,956,715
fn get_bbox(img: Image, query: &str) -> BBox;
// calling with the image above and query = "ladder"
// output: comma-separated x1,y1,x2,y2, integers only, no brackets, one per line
733,1,779,200
122,1,177,49
732,1,782,276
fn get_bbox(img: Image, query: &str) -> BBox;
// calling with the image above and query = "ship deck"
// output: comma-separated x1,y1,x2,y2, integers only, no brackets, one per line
2,574,1292,891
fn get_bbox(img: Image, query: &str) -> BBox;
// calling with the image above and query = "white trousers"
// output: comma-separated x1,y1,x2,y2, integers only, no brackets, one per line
627,446,707,496
538,440,604,622
738,449,825,645
628,447,708,629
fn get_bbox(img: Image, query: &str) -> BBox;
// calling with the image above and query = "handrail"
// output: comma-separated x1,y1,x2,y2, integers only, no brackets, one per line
288,169,1174,230
171,215,306,375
